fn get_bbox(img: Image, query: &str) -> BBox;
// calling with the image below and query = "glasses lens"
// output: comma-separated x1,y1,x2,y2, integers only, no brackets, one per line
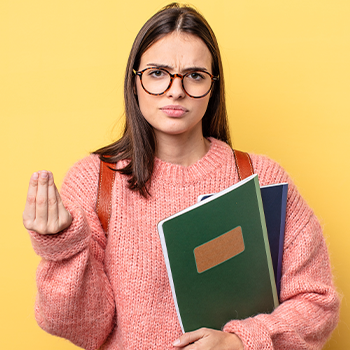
183,71,213,97
142,69,171,95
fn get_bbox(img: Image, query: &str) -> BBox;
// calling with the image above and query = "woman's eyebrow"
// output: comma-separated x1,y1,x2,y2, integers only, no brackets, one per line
146,63,209,72
146,63,172,69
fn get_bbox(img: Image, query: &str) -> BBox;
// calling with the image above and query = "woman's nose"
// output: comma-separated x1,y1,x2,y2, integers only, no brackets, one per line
165,75,186,99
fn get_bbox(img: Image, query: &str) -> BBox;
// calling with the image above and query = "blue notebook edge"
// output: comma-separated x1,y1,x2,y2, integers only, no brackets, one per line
277,183,288,297
254,179,280,309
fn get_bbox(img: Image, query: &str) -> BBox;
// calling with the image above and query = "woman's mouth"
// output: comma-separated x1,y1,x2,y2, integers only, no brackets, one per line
160,105,188,117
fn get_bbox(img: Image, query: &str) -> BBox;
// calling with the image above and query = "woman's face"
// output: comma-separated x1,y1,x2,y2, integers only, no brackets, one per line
135,32,213,142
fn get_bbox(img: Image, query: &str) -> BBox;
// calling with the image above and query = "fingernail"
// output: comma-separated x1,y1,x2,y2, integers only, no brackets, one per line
41,171,48,178
173,339,180,346
32,172,38,180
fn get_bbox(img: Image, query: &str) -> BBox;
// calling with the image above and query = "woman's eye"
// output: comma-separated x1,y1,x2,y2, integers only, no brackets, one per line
188,72,205,80
148,70,166,78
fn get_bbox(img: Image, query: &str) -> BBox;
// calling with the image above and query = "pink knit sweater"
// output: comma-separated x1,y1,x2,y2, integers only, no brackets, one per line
29,138,339,350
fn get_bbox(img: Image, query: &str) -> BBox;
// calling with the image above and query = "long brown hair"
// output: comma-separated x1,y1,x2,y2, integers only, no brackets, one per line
94,3,231,198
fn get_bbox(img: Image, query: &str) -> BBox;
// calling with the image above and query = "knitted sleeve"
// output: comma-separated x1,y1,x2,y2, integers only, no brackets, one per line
223,154,340,349
28,155,116,350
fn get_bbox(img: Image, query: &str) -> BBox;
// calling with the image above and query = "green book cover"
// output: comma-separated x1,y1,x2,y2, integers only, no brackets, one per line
157,174,279,333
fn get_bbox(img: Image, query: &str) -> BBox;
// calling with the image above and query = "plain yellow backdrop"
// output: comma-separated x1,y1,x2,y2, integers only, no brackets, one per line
1,0,349,349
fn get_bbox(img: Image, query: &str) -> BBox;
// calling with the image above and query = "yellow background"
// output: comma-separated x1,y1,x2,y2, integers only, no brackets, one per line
1,0,349,349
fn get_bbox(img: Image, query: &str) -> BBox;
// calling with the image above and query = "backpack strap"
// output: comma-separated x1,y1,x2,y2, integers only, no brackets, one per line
96,160,117,237
96,149,254,236
232,149,254,181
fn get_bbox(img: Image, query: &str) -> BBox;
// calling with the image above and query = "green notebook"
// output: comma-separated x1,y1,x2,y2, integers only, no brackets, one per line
157,174,279,333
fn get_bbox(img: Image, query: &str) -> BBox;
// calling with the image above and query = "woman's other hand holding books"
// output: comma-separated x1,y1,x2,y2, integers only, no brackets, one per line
173,328,244,350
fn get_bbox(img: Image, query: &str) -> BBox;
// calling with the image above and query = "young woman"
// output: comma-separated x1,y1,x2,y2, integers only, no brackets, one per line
23,3,339,350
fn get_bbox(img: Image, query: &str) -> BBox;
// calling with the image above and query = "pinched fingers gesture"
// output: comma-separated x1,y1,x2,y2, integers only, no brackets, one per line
23,171,72,235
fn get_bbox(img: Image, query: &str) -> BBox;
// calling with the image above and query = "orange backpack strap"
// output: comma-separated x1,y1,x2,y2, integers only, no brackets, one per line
232,149,254,180
96,160,117,236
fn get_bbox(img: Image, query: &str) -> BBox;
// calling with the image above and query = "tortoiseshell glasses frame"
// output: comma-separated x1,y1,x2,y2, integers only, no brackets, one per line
133,67,219,99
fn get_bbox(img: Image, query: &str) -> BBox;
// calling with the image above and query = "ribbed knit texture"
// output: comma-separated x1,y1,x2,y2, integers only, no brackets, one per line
29,138,339,350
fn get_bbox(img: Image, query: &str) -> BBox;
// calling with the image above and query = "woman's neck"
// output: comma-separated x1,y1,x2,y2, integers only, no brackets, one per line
154,132,211,167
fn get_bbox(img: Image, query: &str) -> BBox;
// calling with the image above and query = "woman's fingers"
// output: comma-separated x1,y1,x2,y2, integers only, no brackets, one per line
23,172,40,230
47,172,60,232
35,171,49,227
23,170,72,234
173,328,205,348
173,328,244,350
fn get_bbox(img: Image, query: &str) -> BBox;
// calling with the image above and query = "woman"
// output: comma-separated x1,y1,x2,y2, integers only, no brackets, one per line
23,3,339,350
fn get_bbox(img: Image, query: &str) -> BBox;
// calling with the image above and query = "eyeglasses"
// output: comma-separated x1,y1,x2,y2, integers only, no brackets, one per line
133,67,219,98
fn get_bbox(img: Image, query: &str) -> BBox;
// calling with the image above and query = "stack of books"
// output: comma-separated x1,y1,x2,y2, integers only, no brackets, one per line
157,175,288,333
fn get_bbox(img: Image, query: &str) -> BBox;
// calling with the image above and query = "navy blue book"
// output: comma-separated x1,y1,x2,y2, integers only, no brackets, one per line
199,182,288,298
260,183,288,297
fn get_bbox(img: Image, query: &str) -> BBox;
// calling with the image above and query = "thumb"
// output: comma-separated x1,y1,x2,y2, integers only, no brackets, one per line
173,328,207,347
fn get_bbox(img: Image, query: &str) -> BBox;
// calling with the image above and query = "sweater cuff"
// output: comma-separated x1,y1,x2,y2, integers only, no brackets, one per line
29,207,90,261
223,317,273,350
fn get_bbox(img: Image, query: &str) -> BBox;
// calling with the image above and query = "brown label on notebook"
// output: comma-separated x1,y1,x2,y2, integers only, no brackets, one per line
194,226,245,273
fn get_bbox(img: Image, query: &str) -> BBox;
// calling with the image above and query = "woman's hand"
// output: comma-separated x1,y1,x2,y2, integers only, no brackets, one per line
23,171,72,234
173,328,244,350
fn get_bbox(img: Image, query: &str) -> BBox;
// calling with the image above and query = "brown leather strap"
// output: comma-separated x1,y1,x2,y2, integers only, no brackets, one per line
96,160,117,236
233,149,254,180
